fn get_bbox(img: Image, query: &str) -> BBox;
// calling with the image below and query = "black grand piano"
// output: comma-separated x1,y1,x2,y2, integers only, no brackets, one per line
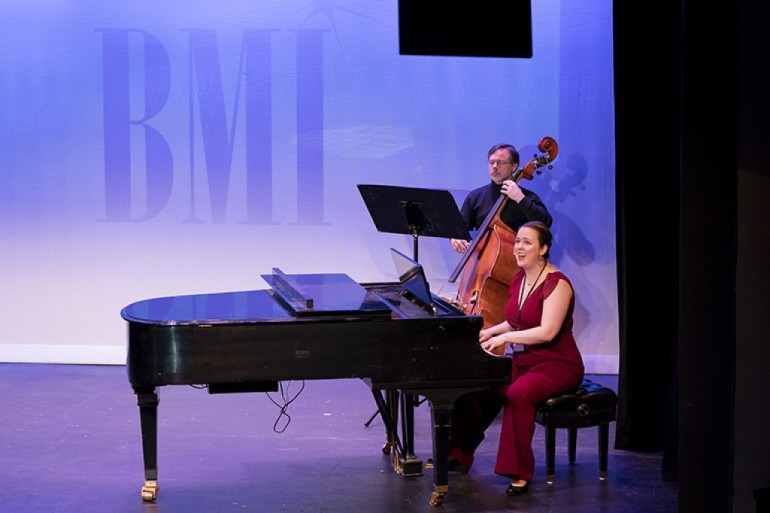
122,249,511,506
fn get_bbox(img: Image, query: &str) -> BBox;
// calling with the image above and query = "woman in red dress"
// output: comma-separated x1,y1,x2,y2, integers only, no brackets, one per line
450,220,584,496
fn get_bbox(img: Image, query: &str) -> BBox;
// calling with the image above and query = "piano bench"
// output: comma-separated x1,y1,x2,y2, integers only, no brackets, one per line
534,378,618,485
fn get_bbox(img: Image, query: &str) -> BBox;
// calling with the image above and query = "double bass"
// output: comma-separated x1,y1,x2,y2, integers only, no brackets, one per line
448,136,558,338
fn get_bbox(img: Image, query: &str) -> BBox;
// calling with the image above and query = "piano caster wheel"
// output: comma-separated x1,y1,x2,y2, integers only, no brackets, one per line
141,480,158,502
429,491,445,507
381,441,392,455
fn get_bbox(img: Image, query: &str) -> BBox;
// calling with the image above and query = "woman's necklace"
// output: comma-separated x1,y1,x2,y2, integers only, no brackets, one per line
516,263,547,326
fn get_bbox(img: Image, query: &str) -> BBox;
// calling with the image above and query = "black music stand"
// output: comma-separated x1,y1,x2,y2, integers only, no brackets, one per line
357,184,470,477
357,184,470,262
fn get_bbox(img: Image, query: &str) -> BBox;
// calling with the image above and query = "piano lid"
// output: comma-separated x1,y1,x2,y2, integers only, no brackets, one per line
120,289,294,325
260,270,392,317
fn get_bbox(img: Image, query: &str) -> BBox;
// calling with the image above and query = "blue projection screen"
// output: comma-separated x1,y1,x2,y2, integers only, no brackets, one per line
0,1,617,373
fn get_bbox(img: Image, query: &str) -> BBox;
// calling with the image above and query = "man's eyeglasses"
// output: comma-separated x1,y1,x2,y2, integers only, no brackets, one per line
488,159,512,167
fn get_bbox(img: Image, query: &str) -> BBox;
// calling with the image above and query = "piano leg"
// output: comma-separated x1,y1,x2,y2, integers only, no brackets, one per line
421,390,463,507
133,386,160,502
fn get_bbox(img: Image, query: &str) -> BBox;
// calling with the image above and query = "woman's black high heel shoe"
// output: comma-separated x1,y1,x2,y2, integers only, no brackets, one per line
506,481,529,496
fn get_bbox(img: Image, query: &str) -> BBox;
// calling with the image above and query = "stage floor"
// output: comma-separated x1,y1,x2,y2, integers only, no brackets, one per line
0,364,676,513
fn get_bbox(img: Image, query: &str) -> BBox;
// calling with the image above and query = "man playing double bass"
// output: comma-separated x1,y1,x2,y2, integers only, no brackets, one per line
449,142,553,331
450,143,552,255
446,141,554,475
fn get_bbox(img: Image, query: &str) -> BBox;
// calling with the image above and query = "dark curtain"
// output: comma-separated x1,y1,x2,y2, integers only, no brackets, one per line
614,1,739,512
612,2,681,459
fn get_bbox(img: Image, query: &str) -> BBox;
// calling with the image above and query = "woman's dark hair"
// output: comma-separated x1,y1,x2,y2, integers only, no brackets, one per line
519,220,552,260
487,143,520,166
